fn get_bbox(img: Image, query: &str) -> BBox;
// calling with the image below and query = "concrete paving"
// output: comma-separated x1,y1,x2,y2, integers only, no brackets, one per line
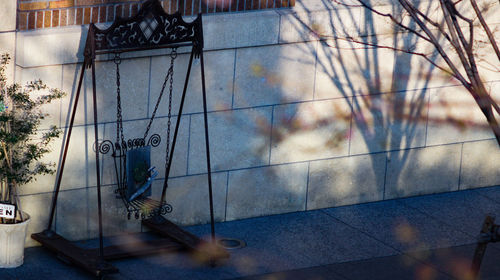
3,185,500,280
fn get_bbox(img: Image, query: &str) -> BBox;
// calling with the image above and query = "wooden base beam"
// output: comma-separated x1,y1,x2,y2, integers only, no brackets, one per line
32,231,118,277
32,218,228,276
142,217,229,262
87,237,184,260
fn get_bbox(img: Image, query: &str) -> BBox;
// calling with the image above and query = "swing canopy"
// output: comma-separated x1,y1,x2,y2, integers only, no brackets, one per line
84,0,203,61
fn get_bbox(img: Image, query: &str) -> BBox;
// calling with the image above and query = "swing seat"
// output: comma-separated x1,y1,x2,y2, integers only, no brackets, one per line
98,138,173,220
126,145,153,201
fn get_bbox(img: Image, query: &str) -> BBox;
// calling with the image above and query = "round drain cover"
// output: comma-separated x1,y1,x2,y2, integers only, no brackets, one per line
217,238,246,250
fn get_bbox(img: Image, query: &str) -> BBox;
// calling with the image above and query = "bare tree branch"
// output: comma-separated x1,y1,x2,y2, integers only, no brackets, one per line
440,0,475,85
443,0,500,142
340,0,500,144
398,0,472,90
470,0,500,62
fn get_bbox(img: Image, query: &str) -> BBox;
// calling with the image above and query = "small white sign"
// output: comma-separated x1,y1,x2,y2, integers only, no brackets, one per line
0,203,15,219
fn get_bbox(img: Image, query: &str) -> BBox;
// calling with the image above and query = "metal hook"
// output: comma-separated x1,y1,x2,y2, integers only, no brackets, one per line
114,52,122,65
170,48,177,59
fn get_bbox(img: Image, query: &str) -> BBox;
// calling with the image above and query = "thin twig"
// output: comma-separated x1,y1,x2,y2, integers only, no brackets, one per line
412,4,453,44
293,3,459,83
333,0,434,44
337,36,457,78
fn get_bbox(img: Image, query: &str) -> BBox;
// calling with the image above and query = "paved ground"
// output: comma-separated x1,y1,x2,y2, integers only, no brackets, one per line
3,185,500,280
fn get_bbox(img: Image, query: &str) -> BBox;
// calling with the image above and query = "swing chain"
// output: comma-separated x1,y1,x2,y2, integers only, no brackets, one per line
115,52,125,149
159,48,177,205
143,48,177,141
165,48,176,170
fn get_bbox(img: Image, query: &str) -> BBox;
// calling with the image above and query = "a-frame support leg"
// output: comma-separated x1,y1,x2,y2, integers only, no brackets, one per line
44,59,86,233
33,56,118,276
145,47,227,261
200,51,216,242
159,49,195,207
91,56,106,263
156,48,216,242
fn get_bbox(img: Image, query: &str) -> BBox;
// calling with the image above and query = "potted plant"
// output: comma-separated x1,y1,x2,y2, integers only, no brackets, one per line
0,53,65,268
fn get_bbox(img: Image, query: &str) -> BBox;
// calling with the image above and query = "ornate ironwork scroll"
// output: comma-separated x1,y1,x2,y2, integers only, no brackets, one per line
85,0,203,63
95,134,162,156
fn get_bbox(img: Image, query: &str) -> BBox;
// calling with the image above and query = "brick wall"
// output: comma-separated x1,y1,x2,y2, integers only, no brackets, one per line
17,0,295,30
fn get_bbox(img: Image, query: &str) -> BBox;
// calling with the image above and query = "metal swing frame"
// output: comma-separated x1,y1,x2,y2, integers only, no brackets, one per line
31,0,227,276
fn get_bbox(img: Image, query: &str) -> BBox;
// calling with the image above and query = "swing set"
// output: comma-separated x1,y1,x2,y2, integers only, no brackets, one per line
32,0,228,276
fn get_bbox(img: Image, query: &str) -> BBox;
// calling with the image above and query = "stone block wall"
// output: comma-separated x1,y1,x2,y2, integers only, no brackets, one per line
0,0,17,85
17,0,295,30
2,0,499,246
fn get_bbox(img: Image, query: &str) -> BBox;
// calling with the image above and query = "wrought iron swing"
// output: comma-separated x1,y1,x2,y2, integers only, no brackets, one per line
32,0,227,276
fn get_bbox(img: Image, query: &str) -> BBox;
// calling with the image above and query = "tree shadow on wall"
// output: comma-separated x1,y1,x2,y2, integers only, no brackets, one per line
268,0,456,207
